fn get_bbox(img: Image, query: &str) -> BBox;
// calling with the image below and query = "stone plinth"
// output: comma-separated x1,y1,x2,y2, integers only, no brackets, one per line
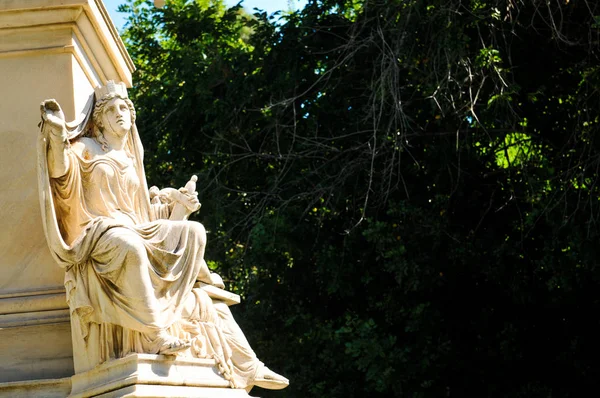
0,0,133,385
0,378,71,398
69,354,253,398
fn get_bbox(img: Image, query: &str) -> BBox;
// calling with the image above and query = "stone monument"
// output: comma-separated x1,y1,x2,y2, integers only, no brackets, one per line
0,1,288,396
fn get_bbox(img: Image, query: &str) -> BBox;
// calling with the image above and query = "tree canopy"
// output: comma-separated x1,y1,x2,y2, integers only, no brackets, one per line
120,0,600,396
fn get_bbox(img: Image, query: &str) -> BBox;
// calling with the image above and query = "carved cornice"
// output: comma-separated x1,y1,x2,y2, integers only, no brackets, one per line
0,288,68,328
0,0,134,86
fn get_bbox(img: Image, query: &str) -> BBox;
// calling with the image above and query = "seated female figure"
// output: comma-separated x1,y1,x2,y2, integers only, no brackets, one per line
38,81,287,390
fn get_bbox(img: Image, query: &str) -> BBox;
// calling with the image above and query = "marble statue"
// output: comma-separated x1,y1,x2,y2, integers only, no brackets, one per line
37,81,288,391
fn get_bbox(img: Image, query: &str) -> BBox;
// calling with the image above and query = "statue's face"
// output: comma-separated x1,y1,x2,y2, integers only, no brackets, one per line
101,97,132,137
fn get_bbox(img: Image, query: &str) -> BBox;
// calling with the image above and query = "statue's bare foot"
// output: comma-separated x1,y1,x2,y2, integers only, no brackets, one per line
157,333,191,355
253,366,289,390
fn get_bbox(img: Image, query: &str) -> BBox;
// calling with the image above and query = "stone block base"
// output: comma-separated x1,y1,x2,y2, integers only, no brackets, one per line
69,353,253,398
0,377,71,397
96,384,253,397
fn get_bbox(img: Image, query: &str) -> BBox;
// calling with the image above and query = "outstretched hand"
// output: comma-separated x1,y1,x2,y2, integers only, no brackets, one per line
40,99,67,141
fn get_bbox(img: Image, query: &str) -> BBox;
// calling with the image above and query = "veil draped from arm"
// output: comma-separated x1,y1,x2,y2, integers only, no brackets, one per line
37,92,153,268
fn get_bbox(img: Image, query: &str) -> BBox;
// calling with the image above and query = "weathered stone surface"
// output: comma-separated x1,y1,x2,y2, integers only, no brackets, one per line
0,0,133,384
68,354,252,398
0,377,71,398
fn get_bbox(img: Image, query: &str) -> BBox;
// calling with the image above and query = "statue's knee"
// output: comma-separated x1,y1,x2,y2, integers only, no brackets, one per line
213,301,232,320
121,238,147,265
189,222,206,247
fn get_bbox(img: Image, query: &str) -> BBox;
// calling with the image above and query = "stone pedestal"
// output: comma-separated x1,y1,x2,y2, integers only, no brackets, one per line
0,378,71,398
69,354,254,398
0,0,133,390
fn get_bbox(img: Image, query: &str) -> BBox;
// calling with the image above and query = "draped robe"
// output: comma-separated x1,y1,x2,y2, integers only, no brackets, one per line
54,148,207,367
37,100,260,387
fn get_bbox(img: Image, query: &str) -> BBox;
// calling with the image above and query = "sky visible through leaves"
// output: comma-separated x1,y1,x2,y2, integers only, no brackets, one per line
98,1,600,395
103,0,308,31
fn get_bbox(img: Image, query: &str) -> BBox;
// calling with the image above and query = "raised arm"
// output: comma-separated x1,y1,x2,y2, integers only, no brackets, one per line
40,99,70,178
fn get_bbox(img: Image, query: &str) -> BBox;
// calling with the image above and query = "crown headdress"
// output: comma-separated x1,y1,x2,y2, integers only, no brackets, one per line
94,80,128,100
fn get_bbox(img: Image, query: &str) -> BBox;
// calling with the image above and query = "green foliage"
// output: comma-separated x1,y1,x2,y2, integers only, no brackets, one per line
121,0,600,396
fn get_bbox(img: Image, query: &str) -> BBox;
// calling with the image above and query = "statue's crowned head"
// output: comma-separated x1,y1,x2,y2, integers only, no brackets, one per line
94,80,128,101
91,81,137,151
92,80,137,130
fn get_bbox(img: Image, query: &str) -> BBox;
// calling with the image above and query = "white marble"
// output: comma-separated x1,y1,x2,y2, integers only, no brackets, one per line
0,0,134,384
0,1,288,394
0,377,71,398
68,354,246,397
39,81,289,392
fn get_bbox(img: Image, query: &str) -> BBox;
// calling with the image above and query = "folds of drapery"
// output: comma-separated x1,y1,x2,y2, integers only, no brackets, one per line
36,91,261,388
